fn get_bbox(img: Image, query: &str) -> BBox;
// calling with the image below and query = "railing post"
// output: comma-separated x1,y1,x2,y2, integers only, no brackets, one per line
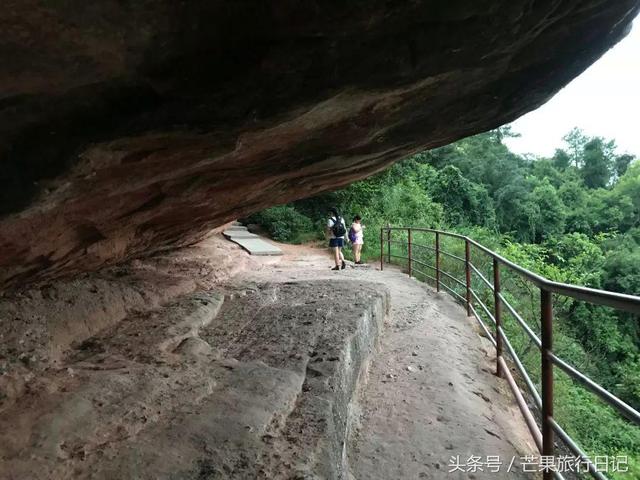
435,232,440,292
387,224,391,263
465,238,472,316
493,258,503,377
541,289,554,480
408,228,412,277
380,228,384,271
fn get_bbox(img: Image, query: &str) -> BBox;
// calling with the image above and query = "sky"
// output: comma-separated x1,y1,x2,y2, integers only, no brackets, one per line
504,19,640,158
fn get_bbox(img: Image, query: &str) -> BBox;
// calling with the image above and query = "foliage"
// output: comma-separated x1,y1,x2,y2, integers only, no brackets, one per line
582,138,614,188
530,179,567,241
245,205,315,243
429,165,495,227
563,127,589,167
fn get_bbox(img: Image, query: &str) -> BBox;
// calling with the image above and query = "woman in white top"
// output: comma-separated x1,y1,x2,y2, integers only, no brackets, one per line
350,215,364,264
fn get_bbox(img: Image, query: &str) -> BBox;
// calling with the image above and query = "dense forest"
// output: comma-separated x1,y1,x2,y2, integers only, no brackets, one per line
248,127,640,478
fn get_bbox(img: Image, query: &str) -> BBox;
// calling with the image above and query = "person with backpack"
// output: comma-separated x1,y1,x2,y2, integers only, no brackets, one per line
327,208,347,270
348,215,364,264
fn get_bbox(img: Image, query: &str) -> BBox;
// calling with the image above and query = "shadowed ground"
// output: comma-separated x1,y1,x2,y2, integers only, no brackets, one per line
0,237,535,479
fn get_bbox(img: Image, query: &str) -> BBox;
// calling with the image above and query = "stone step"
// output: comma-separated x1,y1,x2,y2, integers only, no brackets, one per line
222,226,283,255
223,222,282,255
222,229,259,239
231,237,283,255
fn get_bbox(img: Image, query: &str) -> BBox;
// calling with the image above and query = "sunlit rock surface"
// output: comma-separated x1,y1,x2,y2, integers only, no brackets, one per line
1,0,639,288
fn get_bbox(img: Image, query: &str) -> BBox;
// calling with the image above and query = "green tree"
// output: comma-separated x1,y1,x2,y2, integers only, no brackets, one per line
494,179,540,242
377,178,444,227
426,131,527,197
428,165,495,227
530,179,566,241
614,154,634,179
603,230,640,294
612,162,640,230
563,127,588,167
581,138,613,188
552,148,571,170
530,158,565,187
558,180,591,234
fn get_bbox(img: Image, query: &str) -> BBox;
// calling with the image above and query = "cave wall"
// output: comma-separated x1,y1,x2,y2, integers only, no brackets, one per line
1,1,639,289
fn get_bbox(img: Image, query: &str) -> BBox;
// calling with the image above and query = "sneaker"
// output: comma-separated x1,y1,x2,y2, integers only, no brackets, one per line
341,260,346,270
331,266,340,271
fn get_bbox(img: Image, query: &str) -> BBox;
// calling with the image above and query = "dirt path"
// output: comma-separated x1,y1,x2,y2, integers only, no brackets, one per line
244,244,537,479
239,246,536,480
345,269,536,479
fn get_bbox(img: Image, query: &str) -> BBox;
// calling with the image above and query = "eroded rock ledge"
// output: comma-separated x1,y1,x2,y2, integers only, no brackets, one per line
1,1,639,288
0,276,388,479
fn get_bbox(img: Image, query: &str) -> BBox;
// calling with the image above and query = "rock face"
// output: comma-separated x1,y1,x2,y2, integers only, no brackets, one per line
1,1,638,288
0,277,389,479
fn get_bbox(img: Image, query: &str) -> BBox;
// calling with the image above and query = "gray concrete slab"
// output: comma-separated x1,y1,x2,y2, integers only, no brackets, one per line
224,222,282,255
223,230,259,239
231,237,283,256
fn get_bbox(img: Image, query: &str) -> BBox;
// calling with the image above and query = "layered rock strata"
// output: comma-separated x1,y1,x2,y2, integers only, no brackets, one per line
1,1,639,288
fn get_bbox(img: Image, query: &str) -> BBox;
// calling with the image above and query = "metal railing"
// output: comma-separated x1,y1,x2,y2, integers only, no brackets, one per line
380,227,640,480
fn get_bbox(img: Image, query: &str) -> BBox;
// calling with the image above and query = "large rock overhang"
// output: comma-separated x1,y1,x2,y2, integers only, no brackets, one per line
0,1,638,289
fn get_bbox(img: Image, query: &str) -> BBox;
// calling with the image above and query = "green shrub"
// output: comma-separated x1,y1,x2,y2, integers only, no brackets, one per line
247,205,315,243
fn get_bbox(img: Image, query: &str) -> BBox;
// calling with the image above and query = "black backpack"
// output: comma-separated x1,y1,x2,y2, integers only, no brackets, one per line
331,216,346,237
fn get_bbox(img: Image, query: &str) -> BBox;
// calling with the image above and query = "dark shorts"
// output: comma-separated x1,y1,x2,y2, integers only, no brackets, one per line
329,238,344,248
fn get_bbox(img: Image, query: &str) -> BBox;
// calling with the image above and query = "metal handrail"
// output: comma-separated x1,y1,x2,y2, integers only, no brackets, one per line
470,288,496,324
440,269,467,288
411,257,438,271
440,249,466,262
498,326,542,409
469,303,497,348
380,226,640,480
412,266,438,284
469,261,494,291
498,292,542,349
411,242,437,252
439,279,467,304
549,352,640,425
384,227,640,313
550,418,607,480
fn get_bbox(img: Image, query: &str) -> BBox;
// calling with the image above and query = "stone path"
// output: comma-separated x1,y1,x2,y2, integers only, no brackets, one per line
256,245,537,479
223,223,283,256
